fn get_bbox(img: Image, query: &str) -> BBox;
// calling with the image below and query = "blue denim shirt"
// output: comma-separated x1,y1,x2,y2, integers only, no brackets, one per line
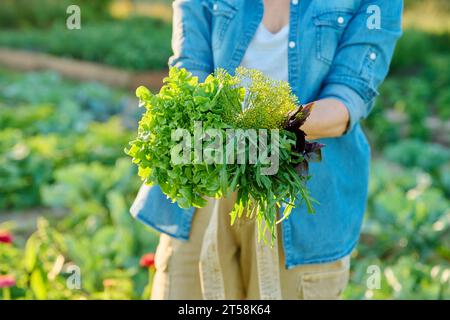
131,0,403,268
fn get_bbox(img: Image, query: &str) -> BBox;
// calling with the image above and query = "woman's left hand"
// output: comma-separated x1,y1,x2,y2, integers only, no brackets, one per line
299,98,350,140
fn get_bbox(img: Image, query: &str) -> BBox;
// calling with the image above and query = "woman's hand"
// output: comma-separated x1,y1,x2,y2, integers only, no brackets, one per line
300,98,350,140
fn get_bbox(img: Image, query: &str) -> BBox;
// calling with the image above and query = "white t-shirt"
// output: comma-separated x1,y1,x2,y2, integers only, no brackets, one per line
239,23,289,82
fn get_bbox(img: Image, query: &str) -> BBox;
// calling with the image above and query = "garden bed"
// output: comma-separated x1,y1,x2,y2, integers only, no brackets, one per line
0,16,172,71
0,48,166,91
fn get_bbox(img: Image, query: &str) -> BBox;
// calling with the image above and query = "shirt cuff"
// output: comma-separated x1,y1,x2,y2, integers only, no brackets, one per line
318,83,369,133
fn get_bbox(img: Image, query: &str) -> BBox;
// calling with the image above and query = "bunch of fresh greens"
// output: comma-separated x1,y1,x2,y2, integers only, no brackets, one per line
126,67,323,241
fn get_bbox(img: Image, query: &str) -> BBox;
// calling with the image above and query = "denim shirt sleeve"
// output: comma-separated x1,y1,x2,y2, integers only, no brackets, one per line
168,0,214,81
318,0,403,132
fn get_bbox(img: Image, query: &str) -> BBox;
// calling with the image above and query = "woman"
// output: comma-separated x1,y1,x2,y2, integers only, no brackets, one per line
131,0,403,299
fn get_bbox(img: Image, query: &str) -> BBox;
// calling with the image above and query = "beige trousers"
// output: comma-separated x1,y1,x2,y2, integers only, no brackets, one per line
151,194,350,300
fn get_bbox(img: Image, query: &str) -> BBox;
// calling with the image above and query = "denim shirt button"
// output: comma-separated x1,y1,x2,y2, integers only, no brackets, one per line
337,16,345,24
213,3,218,11
370,52,377,60
289,41,296,48
292,0,299,5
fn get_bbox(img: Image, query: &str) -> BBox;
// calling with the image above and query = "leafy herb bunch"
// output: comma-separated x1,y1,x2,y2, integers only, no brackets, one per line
127,67,323,242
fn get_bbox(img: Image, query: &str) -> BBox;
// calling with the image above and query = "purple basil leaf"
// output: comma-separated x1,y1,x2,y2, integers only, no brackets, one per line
294,161,309,177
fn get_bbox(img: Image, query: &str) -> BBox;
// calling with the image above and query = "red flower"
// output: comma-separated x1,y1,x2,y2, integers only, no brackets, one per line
0,275,16,288
140,253,155,268
0,231,13,244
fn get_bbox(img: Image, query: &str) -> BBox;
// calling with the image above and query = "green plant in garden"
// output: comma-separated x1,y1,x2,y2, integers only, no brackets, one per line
0,69,160,299
0,17,172,70
0,0,112,29
365,29,450,146
0,70,137,210
0,157,159,299
383,140,450,172
346,159,450,299
0,116,134,209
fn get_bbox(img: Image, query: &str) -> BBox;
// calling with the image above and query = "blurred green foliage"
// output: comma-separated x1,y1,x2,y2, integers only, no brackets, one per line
344,156,450,299
0,70,157,299
0,0,112,29
365,31,450,146
0,71,135,209
0,0,449,300
347,6,450,297
0,17,172,70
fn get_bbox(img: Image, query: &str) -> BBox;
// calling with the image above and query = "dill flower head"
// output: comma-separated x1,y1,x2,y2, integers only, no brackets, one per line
231,67,299,129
